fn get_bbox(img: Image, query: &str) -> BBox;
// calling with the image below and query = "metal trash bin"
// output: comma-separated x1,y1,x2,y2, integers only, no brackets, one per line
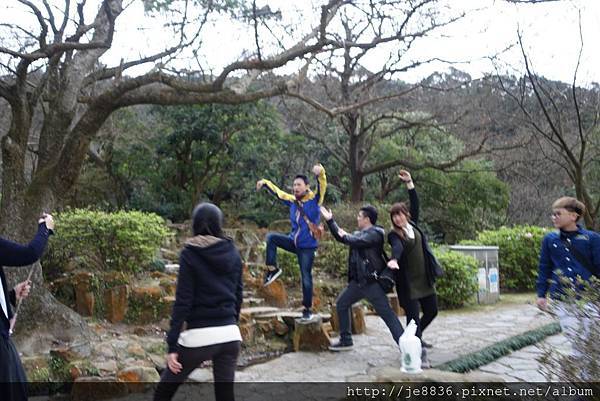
449,245,500,304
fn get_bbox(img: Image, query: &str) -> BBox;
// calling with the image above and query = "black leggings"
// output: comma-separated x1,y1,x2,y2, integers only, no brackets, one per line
401,293,438,339
154,340,241,401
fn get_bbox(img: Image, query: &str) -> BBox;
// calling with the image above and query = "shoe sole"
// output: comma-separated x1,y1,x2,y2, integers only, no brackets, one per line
328,346,353,352
263,269,282,286
300,315,314,321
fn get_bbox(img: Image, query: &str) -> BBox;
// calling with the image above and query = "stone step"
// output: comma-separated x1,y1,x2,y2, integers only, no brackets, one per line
240,306,281,317
242,297,265,307
254,311,332,326
164,264,179,274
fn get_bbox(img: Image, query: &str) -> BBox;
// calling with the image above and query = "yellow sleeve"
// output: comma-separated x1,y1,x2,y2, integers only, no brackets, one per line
260,179,295,204
315,164,327,205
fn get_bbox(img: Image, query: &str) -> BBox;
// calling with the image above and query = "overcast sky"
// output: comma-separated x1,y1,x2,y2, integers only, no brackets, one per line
4,0,600,85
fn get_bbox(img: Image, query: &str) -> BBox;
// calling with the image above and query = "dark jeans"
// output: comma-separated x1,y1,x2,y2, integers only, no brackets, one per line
265,232,316,309
336,281,404,344
0,335,28,401
400,293,438,339
154,340,241,401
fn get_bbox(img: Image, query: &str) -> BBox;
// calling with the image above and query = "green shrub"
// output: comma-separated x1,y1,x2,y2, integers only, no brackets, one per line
43,209,170,274
314,240,347,278
433,248,479,309
460,225,550,291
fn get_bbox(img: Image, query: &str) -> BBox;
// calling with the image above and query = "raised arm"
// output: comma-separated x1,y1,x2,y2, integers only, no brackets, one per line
256,179,294,207
312,164,327,206
0,221,53,267
399,170,419,224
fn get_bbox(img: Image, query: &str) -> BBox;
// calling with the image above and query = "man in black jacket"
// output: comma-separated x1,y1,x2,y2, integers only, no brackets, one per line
320,205,404,351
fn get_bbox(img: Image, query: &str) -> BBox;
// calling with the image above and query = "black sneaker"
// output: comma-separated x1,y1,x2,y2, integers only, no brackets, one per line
329,339,353,352
263,267,282,286
301,308,314,321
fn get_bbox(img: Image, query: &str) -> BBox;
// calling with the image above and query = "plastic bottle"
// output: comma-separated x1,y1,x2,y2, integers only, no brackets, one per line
399,319,422,373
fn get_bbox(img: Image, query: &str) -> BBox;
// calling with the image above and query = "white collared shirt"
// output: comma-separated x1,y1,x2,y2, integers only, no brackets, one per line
403,224,415,240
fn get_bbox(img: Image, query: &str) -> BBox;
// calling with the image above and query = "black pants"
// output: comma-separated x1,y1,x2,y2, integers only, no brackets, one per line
0,334,28,401
154,340,241,401
400,293,438,339
336,281,404,344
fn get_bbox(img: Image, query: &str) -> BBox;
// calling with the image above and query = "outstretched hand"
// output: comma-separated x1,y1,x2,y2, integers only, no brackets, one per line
319,206,333,221
256,180,265,191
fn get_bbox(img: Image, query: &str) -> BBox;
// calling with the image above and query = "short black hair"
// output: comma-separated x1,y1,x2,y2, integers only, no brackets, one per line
359,205,378,225
294,174,309,185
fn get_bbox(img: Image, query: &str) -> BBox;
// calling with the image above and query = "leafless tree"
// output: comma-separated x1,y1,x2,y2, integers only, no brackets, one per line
494,27,600,229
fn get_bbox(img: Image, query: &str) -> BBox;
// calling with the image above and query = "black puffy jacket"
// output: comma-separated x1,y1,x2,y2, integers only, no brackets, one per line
326,219,386,285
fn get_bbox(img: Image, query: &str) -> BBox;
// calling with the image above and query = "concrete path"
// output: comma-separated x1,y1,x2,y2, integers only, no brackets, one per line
189,301,556,382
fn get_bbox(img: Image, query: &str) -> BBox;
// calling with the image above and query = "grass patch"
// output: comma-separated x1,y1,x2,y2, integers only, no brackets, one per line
436,322,561,373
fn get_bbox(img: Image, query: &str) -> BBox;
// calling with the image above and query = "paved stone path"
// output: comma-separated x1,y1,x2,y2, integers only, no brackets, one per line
188,301,557,383
475,333,570,382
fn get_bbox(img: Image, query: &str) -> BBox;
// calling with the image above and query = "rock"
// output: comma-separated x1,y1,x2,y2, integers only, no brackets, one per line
128,286,166,323
257,280,288,308
240,306,280,317
104,285,128,323
133,327,147,336
239,323,255,343
159,278,176,296
127,343,146,357
95,360,118,374
73,272,95,316
292,315,331,352
21,356,49,377
165,264,180,274
148,353,166,371
117,366,160,393
273,318,289,336
257,321,273,334
160,248,179,261
239,312,252,325
312,287,322,310
71,376,128,401
161,295,175,311
94,344,115,359
131,286,162,298
330,303,366,334
50,347,81,364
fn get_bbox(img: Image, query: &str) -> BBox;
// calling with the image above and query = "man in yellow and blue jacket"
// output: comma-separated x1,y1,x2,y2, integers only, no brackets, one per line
256,164,327,320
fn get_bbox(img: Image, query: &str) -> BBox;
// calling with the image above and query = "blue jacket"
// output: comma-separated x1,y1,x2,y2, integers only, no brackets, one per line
536,225,600,299
259,165,327,249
